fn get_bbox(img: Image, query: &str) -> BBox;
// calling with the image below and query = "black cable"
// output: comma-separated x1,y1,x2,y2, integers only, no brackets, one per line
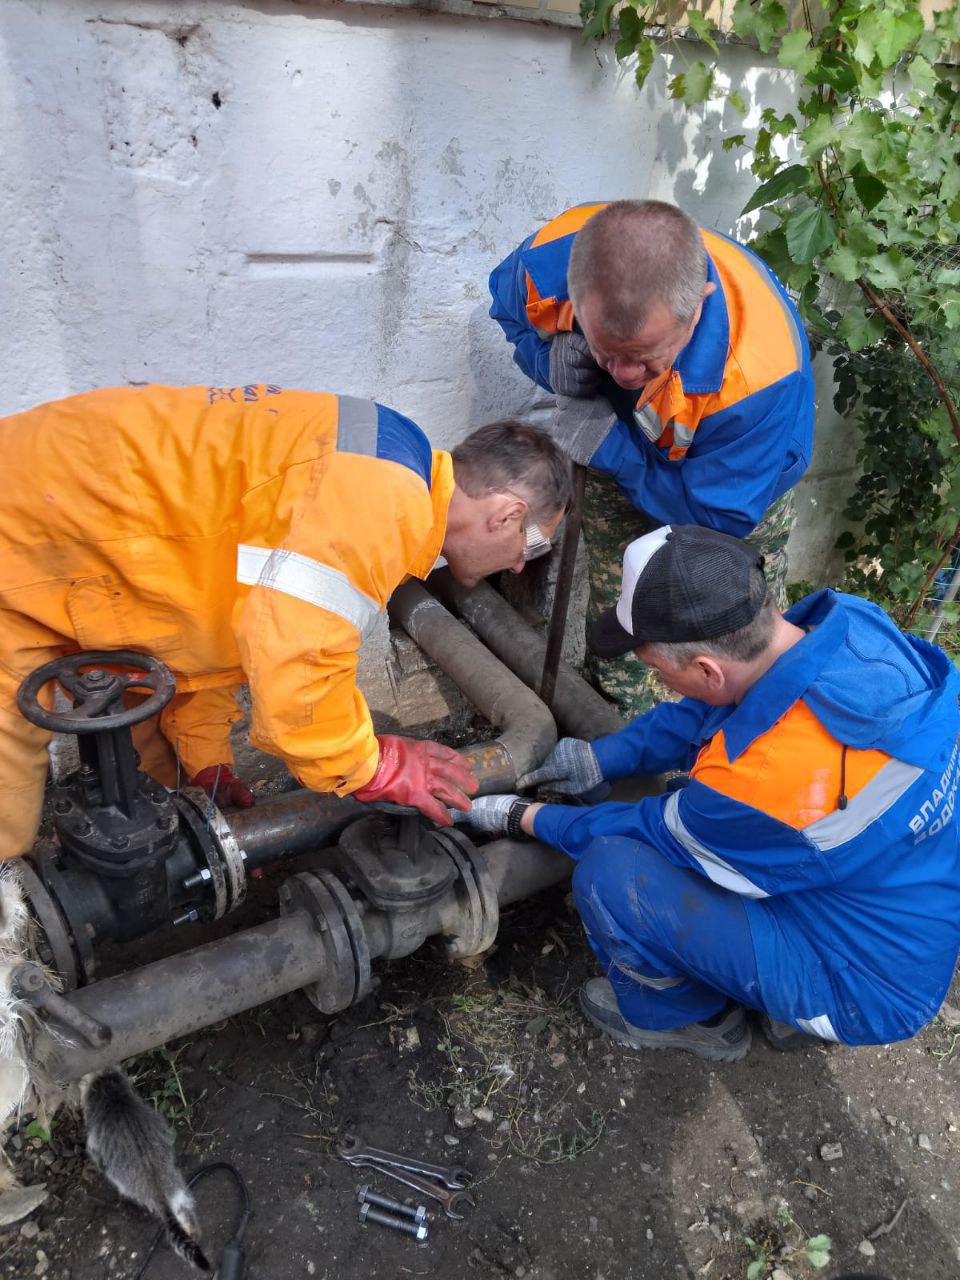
131,1160,250,1280
838,743,849,811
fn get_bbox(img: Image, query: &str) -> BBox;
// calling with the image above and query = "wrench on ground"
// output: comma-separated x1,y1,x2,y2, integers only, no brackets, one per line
344,1159,475,1220
337,1135,472,1189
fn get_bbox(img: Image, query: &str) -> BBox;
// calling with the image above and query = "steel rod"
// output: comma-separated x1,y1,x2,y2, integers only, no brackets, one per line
540,463,587,709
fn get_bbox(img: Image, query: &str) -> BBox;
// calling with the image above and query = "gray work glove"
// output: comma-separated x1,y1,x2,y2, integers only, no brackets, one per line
552,395,617,465
518,738,603,796
548,332,601,398
456,794,519,835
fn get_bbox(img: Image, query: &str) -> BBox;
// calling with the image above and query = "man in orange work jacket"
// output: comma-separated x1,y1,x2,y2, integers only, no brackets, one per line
0,384,571,859
489,200,814,716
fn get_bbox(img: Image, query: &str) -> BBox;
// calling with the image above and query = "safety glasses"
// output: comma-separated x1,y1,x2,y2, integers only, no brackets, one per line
523,520,553,562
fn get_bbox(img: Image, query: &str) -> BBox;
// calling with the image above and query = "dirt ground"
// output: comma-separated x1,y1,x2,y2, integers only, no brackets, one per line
4,863,960,1280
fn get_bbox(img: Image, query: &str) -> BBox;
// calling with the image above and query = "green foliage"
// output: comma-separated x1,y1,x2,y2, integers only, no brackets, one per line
128,1045,201,1129
579,0,960,618
830,337,957,613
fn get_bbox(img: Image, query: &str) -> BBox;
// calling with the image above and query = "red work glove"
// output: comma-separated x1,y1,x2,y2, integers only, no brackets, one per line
352,735,478,827
192,764,256,809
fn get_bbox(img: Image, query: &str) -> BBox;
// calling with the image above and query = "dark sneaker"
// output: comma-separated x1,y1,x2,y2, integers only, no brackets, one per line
579,978,752,1062
759,1013,811,1052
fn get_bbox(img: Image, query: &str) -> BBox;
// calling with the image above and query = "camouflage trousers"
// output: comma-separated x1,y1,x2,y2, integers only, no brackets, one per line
582,473,797,718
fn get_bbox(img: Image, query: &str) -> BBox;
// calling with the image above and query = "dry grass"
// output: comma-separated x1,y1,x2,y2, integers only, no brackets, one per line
407,979,607,1165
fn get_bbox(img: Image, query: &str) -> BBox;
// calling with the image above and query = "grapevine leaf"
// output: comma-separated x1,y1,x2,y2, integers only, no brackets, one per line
853,174,886,211
581,0,620,43
800,113,840,156
669,60,714,105
685,9,719,54
907,55,940,96
864,250,911,291
837,306,887,351
732,0,788,53
854,7,924,69
785,205,837,262
823,243,863,282
741,163,810,215
779,29,820,76
634,36,658,87
615,5,643,58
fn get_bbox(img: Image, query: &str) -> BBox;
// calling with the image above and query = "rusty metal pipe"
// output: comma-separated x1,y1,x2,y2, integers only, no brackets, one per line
387,581,557,792
427,570,621,741
36,838,571,1083
228,789,362,870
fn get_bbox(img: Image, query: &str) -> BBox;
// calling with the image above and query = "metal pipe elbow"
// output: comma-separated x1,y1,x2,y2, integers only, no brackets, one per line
387,581,556,793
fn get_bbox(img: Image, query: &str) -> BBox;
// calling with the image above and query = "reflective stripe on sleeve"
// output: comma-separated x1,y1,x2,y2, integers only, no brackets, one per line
802,758,923,851
337,396,379,456
672,421,695,448
632,404,663,442
663,792,770,899
237,544,381,635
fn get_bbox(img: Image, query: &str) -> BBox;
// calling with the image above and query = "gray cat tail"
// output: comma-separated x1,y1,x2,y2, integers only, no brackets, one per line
164,1211,211,1272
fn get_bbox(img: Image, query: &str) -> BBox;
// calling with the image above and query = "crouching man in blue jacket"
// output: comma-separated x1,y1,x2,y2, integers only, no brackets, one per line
463,526,960,1061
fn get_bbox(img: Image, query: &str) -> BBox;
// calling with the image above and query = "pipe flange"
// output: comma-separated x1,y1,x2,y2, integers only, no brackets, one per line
13,856,79,992
203,800,248,912
178,788,229,920
316,870,371,1003
277,871,356,1013
432,828,500,959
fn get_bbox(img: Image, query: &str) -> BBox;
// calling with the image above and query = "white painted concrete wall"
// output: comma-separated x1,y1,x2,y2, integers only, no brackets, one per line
1,0,854,717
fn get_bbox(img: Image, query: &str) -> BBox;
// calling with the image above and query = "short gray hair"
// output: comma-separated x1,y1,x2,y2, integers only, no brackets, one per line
568,200,708,337
645,594,777,668
451,420,572,520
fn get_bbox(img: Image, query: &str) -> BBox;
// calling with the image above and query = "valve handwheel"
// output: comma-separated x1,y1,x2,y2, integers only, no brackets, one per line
16,650,176,734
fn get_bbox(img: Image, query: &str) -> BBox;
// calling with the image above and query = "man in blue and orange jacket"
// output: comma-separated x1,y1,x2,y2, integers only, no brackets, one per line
464,526,960,1059
489,201,816,714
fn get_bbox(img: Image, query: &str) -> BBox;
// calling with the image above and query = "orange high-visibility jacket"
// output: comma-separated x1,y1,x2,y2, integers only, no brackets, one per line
0,385,453,793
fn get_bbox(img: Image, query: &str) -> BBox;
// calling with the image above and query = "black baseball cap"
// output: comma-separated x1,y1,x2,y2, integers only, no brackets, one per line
588,524,768,659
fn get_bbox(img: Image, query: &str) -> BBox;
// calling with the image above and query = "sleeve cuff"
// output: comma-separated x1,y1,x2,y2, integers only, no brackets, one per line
531,803,577,849
592,731,637,781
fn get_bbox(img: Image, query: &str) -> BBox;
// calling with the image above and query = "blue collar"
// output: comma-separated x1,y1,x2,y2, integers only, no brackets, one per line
719,591,848,762
673,252,728,395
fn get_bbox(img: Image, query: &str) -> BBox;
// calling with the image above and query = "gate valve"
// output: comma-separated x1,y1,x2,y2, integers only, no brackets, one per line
17,650,175,734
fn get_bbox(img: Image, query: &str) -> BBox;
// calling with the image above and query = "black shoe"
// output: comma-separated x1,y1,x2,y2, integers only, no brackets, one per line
759,1014,811,1052
579,979,752,1062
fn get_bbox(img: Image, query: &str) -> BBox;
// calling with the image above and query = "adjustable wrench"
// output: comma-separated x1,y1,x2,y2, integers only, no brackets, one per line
337,1135,472,1189
345,1159,475,1220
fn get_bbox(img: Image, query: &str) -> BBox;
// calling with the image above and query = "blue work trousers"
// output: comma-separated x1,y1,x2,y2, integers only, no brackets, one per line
571,836,763,1030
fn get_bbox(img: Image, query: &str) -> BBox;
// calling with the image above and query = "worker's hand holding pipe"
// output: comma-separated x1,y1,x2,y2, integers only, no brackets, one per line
192,764,256,809
518,738,603,796
457,794,546,837
353,735,478,827
456,794,519,835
